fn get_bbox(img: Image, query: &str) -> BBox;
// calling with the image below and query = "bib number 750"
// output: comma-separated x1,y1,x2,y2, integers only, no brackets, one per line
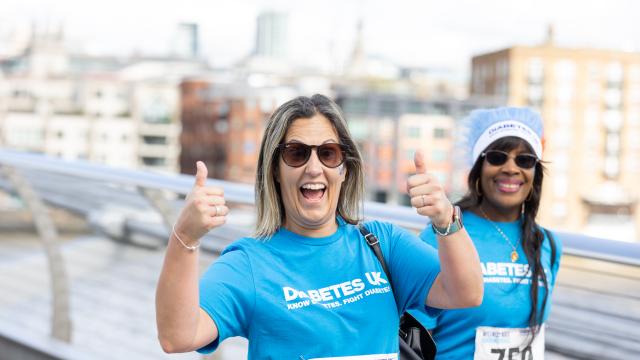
490,346,532,360
474,326,544,360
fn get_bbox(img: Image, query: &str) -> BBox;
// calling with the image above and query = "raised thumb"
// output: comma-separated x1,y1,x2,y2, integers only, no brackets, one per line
194,161,208,187
414,150,427,174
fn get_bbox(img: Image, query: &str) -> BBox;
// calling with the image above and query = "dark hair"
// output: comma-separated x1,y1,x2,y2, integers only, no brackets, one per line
457,136,556,344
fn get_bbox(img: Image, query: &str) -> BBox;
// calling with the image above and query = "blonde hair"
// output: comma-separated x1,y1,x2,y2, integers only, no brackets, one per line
254,94,365,239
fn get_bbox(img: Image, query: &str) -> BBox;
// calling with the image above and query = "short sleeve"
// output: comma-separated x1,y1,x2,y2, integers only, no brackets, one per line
383,223,442,316
197,247,256,354
547,229,563,287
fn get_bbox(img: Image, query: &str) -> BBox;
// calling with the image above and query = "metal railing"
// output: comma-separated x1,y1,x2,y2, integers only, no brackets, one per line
1,149,639,359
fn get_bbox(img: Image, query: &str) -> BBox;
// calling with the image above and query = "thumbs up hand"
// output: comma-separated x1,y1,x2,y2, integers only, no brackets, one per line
173,161,227,245
407,150,453,228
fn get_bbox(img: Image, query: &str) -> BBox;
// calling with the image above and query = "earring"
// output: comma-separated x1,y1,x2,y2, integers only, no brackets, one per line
475,179,482,196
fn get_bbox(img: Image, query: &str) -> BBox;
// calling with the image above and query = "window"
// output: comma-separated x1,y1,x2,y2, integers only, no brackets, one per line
584,107,599,128
347,119,369,139
380,99,398,116
406,126,421,138
342,97,368,115
431,150,447,162
215,120,229,134
142,157,166,166
587,82,601,103
433,128,447,139
604,155,619,178
606,62,623,85
587,62,601,80
604,88,622,109
407,101,424,114
605,133,620,154
528,85,543,103
528,58,544,84
374,191,387,203
555,60,576,82
497,58,509,78
603,111,623,131
142,136,167,145
556,85,574,105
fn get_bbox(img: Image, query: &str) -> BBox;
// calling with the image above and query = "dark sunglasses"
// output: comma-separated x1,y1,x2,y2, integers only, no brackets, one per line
481,150,539,169
278,142,347,168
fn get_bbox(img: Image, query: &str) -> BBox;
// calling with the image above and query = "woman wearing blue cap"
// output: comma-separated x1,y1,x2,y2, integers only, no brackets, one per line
411,107,562,359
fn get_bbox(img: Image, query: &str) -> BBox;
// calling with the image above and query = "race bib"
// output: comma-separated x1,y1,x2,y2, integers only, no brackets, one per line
310,354,397,360
474,325,545,360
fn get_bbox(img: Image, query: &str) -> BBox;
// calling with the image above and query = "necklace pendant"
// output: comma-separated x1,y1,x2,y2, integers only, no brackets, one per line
510,251,519,262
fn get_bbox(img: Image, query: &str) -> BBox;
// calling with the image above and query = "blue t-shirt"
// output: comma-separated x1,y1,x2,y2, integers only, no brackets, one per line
410,210,562,359
198,217,441,359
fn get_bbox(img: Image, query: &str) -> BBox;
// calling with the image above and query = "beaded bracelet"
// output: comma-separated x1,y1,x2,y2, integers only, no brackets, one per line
172,225,200,251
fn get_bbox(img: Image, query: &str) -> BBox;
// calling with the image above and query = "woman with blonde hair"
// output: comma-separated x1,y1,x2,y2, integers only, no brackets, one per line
156,94,483,359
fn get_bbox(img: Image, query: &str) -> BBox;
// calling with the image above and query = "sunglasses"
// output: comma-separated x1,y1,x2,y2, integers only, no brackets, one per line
481,150,539,169
278,142,347,168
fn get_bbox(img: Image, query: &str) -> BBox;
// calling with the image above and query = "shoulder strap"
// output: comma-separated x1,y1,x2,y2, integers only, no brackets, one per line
358,223,394,290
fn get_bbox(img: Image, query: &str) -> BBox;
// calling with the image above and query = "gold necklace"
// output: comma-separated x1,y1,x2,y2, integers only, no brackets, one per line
479,207,519,262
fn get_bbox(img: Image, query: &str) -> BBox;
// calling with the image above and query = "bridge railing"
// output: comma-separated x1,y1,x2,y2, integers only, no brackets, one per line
1,149,639,359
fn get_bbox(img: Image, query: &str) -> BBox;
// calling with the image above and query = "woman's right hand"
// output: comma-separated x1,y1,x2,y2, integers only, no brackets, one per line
173,161,228,245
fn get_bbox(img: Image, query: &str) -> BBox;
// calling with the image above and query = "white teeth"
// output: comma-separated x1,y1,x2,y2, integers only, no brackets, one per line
301,183,326,190
498,183,520,189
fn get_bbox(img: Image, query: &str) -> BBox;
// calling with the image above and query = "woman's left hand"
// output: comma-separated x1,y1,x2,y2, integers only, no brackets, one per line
407,150,453,228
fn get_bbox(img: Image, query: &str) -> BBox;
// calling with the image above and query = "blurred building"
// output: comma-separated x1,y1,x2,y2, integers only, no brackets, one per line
343,20,401,81
335,92,498,205
179,77,296,183
255,11,288,60
0,27,208,173
173,22,200,59
339,20,464,99
471,29,640,240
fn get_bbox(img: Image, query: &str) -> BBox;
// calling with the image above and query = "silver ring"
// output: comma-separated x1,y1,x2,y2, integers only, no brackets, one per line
421,195,426,207
214,205,219,217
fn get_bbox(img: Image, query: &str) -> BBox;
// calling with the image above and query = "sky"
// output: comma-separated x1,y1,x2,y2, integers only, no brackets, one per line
2,0,640,74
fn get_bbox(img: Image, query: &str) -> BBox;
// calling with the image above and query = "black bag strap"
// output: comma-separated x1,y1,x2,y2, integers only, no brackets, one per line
358,223,437,360
358,223,394,290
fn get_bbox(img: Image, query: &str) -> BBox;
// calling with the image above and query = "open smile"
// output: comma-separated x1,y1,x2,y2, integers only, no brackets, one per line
495,179,524,193
300,183,326,203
